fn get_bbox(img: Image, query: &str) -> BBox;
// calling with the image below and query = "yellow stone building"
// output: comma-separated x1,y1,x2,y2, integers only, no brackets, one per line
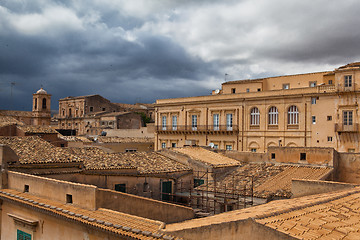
155,62,360,152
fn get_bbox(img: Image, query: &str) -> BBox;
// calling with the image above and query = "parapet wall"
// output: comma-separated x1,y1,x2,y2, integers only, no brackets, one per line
268,147,335,166
292,179,357,198
6,171,97,210
97,188,194,223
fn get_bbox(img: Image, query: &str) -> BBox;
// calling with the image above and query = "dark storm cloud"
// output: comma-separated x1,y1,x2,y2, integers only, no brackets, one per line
1,0,360,111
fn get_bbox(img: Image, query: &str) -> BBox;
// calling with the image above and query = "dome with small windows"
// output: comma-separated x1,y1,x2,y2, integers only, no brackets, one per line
36,88,48,94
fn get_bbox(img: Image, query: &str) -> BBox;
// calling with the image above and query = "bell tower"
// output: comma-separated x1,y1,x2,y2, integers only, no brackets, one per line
32,88,51,126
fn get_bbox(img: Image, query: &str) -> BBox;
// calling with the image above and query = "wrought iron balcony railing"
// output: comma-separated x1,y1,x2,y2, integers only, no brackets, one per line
156,125,239,132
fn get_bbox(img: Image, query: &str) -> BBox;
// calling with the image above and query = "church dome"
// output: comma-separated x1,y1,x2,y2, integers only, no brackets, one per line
36,88,47,94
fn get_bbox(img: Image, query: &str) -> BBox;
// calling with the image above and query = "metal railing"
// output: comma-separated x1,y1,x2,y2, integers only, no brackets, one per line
156,125,239,132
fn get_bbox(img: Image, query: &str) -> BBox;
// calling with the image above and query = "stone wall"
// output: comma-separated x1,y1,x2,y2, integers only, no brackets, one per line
292,179,357,198
337,152,360,183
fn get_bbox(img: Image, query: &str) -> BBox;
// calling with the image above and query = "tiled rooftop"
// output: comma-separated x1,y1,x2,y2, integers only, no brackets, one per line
59,136,93,143
196,163,332,198
0,189,179,240
0,136,81,164
255,165,332,198
0,110,34,117
0,115,25,127
256,188,360,240
173,147,240,167
165,187,360,235
17,125,59,134
97,136,154,143
68,147,191,174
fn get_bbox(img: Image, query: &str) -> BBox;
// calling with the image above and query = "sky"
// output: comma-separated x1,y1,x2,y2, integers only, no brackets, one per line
1,0,360,111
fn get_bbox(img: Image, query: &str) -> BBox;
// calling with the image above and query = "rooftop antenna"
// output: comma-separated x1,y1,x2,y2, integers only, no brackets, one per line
224,73,229,82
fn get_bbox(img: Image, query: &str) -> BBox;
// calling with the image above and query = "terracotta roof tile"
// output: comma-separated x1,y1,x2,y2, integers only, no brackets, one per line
173,147,240,167
97,136,154,143
0,189,174,240
17,125,59,134
0,115,25,127
0,136,81,164
257,189,360,239
69,147,191,174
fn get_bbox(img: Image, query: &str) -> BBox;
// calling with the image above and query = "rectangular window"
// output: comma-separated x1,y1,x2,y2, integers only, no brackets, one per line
17,229,31,240
66,194,73,204
89,106,93,112
327,116,332,121
250,148,257,152
343,111,353,125
345,75,352,87
312,116,316,124
231,88,236,94
309,81,317,87
161,142,166,149
300,153,306,160
24,185,29,192
328,80,333,85
246,88,250,92
213,114,219,130
311,97,317,104
125,149,136,152
115,184,126,193
213,144,219,149
226,145,232,150
283,84,290,90
348,148,355,153
191,115,198,130
226,114,233,130
172,116,177,130
162,116,167,130
271,153,276,160
327,136,333,142
257,88,261,92
172,143,177,148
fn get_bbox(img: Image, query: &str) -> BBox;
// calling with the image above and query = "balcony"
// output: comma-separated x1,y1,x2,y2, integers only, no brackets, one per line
335,123,359,132
156,125,238,134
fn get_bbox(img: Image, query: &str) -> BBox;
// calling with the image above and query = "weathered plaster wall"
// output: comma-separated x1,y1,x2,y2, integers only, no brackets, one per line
292,179,357,198
97,188,194,223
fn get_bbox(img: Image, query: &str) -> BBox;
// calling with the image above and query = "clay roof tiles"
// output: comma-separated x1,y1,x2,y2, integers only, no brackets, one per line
173,147,240,167
256,188,360,240
97,136,154,143
0,136,81,164
0,189,178,240
17,125,59,134
0,115,25,127
69,147,191,174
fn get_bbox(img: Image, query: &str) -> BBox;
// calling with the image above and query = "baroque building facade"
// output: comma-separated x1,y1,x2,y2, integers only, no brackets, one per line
155,62,360,152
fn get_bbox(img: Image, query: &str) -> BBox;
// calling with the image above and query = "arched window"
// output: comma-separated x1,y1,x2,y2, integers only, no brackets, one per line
42,98,47,110
250,107,260,125
34,98,37,110
268,106,278,125
288,105,299,125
